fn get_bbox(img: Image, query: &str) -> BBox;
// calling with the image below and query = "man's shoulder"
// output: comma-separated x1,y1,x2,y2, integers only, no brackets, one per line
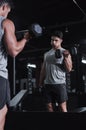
3,18,13,24
45,48,54,55
61,47,66,50
2,18,14,31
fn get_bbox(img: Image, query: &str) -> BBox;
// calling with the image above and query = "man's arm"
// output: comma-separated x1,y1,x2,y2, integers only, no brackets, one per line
2,18,30,57
39,62,46,87
63,50,73,72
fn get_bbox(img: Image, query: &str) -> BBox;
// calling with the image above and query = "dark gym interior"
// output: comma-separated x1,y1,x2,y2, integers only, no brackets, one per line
4,0,86,129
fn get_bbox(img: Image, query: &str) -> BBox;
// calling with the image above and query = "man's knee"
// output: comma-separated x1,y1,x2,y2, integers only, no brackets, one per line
0,105,8,122
59,101,67,112
47,103,54,112
0,105,8,130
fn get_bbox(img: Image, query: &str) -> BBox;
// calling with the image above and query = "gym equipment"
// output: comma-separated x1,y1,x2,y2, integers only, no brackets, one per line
16,23,43,40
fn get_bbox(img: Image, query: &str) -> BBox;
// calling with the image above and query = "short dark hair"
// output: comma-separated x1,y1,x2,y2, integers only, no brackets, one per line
0,0,14,8
51,30,63,39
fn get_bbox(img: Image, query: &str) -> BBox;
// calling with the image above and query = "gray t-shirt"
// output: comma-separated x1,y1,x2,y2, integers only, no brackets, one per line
44,48,66,84
0,16,8,79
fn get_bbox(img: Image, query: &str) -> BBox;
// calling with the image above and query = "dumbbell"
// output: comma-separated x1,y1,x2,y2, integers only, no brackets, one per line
55,49,62,58
16,23,43,40
29,23,43,37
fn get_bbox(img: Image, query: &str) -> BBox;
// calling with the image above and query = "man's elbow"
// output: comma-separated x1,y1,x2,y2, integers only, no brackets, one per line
67,66,73,72
8,50,18,57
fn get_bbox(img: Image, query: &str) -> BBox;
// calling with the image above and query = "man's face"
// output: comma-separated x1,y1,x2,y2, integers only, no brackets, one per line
51,36,62,50
5,4,11,13
1,3,11,18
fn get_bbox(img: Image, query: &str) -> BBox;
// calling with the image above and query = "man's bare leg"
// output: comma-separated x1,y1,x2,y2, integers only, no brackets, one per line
0,105,8,130
47,103,54,112
59,102,67,112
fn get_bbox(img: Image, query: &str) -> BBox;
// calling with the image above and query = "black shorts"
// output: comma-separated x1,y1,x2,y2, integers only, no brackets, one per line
0,76,11,109
43,84,68,104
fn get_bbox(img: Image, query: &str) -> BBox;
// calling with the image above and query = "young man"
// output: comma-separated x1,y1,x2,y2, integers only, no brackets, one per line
0,0,30,130
39,30,73,112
